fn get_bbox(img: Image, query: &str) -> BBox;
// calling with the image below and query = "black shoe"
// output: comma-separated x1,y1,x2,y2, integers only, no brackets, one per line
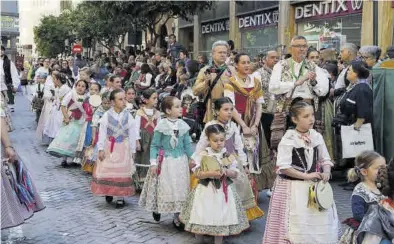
152,212,161,222
115,199,125,208
61,160,68,168
173,219,185,231
105,196,113,204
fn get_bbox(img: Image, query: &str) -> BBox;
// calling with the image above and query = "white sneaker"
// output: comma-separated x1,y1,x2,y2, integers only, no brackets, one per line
266,188,273,197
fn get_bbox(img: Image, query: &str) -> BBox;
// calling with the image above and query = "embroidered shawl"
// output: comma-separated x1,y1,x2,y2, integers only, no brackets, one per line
224,75,264,126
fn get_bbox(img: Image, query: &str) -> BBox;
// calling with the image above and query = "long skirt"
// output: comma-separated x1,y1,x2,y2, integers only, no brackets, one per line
91,139,135,197
36,99,54,144
263,177,340,244
134,129,154,189
1,158,45,230
82,144,98,174
251,125,275,191
43,105,63,140
139,155,190,213
180,183,249,236
322,99,335,161
1,92,14,132
47,119,84,158
74,121,93,164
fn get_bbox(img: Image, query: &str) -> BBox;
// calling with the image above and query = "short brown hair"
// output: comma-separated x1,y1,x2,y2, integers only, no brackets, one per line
161,96,177,114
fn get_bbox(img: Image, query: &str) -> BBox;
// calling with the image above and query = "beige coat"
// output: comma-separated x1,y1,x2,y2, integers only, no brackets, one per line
192,65,236,123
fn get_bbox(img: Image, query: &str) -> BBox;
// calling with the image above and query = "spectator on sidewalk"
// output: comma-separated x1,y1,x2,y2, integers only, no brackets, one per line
167,34,183,67
1,46,21,113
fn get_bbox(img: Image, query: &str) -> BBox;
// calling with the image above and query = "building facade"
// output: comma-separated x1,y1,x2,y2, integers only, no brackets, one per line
1,0,19,61
19,0,62,58
177,0,394,59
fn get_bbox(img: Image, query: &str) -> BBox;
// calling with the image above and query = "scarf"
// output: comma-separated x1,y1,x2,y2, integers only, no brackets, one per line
163,119,180,149
226,75,264,126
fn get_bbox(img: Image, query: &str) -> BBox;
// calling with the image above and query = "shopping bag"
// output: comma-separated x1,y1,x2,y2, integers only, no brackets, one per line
341,123,374,159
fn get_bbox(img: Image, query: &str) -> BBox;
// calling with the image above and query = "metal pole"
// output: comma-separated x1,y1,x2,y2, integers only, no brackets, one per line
373,0,378,46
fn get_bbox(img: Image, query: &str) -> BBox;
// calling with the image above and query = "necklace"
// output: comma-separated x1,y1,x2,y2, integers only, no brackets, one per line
290,58,305,81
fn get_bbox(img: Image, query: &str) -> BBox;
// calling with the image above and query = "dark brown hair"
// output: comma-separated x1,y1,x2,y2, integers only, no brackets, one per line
205,124,226,138
234,53,249,64
109,89,124,101
289,97,313,118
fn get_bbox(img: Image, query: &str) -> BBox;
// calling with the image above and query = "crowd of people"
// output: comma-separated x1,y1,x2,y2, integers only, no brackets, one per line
1,34,394,244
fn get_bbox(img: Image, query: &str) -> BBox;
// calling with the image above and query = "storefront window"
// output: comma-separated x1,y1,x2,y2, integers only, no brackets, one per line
297,14,362,52
202,32,229,53
240,26,278,57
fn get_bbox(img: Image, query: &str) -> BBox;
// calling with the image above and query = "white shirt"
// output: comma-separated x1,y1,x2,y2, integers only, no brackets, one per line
137,73,153,88
0,58,21,91
335,67,349,90
97,108,138,153
269,60,329,99
276,129,333,172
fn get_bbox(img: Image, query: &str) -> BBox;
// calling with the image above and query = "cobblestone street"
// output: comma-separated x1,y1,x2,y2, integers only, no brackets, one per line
2,95,353,244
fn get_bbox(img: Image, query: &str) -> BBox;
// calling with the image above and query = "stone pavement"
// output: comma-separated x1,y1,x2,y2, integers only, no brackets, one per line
2,95,353,244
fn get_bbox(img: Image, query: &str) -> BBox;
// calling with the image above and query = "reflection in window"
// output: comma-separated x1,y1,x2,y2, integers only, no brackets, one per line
297,15,362,52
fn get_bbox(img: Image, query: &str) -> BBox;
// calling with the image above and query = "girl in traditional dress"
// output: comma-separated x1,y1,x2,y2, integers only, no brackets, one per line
357,157,394,244
263,98,339,244
74,83,102,164
134,89,161,190
36,70,58,145
91,89,138,208
47,80,89,167
224,53,275,192
1,99,45,230
82,92,111,174
100,74,113,94
43,71,71,144
340,151,387,244
193,97,264,222
125,86,138,116
36,70,55,144
32,73,48,124
180,124,249,244
139,96,194,229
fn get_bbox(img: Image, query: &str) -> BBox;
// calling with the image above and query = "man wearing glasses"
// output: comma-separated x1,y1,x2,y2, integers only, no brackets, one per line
269,36,329,113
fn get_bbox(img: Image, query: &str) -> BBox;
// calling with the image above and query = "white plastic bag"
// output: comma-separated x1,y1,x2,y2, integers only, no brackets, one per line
341,123,374,159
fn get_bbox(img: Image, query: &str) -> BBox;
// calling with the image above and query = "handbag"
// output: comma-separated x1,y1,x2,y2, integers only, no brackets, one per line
308,181,334,211
340,123,374,159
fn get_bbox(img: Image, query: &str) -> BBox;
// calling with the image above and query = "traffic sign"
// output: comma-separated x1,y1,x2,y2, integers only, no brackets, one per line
72,44,83,53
